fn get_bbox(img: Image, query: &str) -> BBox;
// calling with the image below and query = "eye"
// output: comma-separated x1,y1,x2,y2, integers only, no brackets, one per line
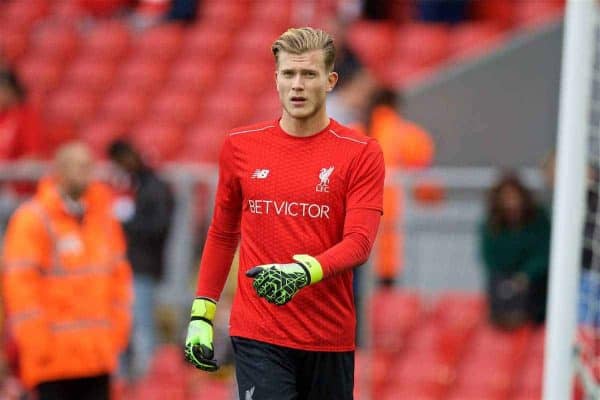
304,71,317,78
282,71,294,78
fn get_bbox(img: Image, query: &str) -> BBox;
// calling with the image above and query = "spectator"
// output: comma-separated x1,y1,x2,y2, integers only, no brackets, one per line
365,89,435,286
0,67,46,225
107,140,174,378
325,17,363,88
416,0,471,24
0,65,45,161
1,142,133,400
479,172,551,329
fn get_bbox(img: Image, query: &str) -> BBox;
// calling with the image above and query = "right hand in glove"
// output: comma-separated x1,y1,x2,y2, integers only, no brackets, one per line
184,297,219,371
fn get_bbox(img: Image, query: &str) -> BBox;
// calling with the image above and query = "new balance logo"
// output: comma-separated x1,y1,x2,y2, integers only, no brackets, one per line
251,169,270,179
245,386,255,400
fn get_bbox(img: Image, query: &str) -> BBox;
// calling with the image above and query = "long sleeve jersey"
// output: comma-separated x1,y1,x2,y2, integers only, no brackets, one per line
196,119,385,351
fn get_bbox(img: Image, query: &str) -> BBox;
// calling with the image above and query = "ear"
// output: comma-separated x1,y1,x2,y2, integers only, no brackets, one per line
327,71,339,92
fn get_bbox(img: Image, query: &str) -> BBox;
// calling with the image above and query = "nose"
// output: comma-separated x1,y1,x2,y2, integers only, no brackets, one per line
291,75,304,91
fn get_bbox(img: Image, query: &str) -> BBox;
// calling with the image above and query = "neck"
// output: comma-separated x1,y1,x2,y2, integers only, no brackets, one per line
279,109,330,137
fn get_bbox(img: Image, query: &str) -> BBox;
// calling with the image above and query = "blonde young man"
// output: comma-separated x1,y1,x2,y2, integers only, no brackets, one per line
184,28,385,400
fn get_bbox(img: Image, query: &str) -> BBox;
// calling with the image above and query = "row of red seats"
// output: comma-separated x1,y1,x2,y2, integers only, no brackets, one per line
366,289,545,400
0,0,564,166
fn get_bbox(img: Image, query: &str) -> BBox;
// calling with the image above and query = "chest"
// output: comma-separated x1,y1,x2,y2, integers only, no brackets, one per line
44,215,113,271
239,151,350,205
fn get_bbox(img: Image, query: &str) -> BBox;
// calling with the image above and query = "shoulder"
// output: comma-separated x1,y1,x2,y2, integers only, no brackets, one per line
327,120,374,146
329,120,383,155
5,200,47,234
227,120,277,138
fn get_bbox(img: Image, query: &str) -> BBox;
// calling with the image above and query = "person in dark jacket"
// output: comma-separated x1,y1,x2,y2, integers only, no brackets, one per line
479,172,551,329
107,140,174,378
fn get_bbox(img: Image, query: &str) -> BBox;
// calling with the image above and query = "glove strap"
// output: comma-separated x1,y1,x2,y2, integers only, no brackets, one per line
190,297,217,322
293,254,324,285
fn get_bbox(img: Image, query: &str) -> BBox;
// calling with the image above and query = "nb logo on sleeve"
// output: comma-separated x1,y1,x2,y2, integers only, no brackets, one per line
251,169,270,179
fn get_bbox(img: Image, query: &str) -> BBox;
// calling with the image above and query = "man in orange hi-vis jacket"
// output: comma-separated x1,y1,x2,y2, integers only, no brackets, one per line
1,142,133,400
367,90,435,286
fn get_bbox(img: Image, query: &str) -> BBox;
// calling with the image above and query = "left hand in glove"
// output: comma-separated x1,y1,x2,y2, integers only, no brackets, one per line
245,254,323,305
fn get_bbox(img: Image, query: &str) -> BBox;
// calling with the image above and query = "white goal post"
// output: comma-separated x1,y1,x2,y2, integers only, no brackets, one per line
543,1,597,399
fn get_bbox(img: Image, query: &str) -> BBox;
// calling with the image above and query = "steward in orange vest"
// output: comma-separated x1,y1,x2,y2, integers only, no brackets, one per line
1,142,132,397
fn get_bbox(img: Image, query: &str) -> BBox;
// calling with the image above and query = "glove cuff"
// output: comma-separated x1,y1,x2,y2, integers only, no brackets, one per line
190,297,217,322
293,254,324,285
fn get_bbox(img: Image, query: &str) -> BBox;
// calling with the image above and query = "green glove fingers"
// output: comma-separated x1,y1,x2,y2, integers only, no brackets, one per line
184,297,219,372
246,255,323,305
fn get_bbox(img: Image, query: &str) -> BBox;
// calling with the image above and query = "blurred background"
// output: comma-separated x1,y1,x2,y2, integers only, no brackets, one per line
0,0,567,399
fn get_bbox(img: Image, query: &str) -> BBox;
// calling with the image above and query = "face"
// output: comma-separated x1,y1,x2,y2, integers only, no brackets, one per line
57,145,93,200
275,50,338,121
498,185,524,223
0,83,17,111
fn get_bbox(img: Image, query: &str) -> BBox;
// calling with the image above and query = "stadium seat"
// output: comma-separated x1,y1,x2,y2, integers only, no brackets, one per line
181,25,232,62
168,57,218,93
230,27,282,63
470,0,515,30
381,386,440,400
82,20,131,61
79,0,130,17
99,87,151,127
516,0,564,28
17,55,64,95
130,120,184,165
44,85,99,127
51,0,86,21
63,55,117,94
180,120,229,163
134,23,184,63
395,23,451,67
346,21,395,71
149,87,202,126
78,117,128,159
219,59,274,96
28,22,79,61
1,0,49,28
247,0,291,28
199,0,249,29
253,93,281,122
450,22,506,60
116,57,168,93
0,23,29,64
388,350,454,398
370,289,423,352
201,87,253,128
375,58,435,89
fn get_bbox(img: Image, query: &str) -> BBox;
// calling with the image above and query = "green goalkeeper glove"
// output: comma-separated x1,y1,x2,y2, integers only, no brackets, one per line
184,297,219,371
245,254,324,305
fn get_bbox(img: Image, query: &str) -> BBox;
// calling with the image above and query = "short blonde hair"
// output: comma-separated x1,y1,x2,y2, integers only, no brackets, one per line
272,27,336,72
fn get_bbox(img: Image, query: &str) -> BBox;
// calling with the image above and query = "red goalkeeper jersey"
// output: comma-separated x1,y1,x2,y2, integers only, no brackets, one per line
197,119,385,351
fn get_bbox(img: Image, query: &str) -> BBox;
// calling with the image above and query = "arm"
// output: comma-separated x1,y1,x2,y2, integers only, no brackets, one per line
317,139,385,277
195,137,242,301
522,210,551,281
1,206,51,362
186,137,241,371
315,208,381,277
109,219,133,352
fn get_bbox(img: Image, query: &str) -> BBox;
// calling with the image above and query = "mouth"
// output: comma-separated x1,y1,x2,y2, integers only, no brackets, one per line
290,97,307,106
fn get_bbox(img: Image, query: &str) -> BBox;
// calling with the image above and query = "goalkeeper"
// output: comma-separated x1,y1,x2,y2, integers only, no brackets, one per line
184,27,384,400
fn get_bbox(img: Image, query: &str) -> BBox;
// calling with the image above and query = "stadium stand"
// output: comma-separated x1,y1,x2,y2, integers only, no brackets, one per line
0,1,563,398
0,0,565,166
